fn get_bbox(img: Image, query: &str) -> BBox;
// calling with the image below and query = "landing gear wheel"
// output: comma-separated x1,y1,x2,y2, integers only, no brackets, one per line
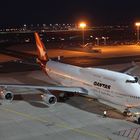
138,117,140,124
123,108,132,116
59,93,69,102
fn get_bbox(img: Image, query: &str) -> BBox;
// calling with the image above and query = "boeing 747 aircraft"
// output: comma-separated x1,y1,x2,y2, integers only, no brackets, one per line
0,32,140,117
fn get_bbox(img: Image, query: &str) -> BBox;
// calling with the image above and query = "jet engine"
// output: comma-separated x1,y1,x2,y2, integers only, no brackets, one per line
41,94,57,106
0,90,14,102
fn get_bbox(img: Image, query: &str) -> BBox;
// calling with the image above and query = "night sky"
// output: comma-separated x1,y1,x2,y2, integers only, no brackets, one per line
0,0,140,26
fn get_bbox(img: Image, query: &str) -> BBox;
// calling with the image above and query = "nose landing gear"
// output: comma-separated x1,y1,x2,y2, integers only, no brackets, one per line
123,108,132,116
123,108,140,124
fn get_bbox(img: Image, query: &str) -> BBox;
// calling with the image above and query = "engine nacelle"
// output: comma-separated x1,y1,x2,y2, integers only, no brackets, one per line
41,94,57,106
0,90,14,102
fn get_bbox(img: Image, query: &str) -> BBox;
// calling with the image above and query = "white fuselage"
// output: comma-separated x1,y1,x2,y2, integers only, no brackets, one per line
45,60,140,108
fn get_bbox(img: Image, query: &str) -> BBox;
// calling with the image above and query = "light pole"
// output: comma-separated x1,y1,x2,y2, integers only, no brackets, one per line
102,37,109,45
102,37,106,45
135,22,140,42
95,37,99,46
79,22,86,47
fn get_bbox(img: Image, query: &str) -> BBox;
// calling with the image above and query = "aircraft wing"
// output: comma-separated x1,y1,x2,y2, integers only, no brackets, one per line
0,84,88,95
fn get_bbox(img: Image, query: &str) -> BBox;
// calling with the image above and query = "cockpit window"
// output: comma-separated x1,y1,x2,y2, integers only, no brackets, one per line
126,76,138,83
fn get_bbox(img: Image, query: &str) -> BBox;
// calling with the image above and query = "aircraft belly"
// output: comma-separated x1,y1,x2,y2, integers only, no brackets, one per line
94,88,126,106
126,97,140,107
87,89,98,98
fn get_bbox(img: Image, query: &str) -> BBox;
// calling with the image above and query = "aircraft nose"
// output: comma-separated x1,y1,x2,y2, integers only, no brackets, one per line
127,84,140,97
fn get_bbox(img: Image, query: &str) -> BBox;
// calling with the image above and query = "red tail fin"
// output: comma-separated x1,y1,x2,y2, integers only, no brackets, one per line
34,32,49,63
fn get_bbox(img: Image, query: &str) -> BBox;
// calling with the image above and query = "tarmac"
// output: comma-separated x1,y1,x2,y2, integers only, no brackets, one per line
0,67,140,140
0,99,135,140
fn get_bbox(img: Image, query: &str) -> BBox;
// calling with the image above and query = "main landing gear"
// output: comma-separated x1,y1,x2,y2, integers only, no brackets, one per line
59,92,69,102
59,92,75,102
123,108,132,116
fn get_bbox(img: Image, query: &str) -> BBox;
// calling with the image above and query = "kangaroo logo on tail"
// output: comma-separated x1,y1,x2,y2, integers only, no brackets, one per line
34,32,49,63
34,32,50,75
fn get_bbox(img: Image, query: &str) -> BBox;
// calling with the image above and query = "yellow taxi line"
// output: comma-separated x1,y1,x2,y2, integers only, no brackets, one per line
1,107,109,140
